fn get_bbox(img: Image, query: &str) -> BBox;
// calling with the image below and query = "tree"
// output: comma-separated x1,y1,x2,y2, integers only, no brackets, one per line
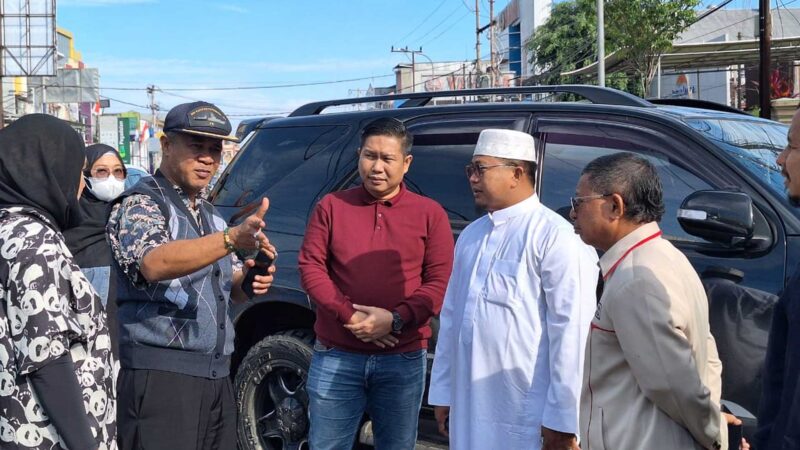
527,0,698,95
606,0,699,94
527,0,602,87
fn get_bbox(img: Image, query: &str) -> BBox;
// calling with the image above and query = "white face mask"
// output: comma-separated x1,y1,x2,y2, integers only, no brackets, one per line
88,176,126,202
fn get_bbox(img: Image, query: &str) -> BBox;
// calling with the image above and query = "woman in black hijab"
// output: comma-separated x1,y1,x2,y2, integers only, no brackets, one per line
65,143,127,358
0,114,116,450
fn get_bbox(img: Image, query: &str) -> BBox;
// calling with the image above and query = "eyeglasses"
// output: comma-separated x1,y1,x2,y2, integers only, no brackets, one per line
465,163,518,178
570,193,612,211
92,167,126,180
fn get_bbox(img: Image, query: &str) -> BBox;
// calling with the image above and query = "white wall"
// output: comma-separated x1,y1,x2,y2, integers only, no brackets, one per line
649,68,732,105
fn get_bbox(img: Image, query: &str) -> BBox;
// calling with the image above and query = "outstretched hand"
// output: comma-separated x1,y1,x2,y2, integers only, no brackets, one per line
231,197,270,252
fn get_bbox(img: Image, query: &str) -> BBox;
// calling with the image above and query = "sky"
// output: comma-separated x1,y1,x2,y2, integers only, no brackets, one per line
56,0,776,124
57,0,516,122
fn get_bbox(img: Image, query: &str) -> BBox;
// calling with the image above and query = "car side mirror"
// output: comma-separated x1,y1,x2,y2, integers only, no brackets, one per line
677,190,754,246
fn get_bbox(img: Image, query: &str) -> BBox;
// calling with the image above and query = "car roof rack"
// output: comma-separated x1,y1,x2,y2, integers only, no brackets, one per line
647,98,749,116
289,85,653,117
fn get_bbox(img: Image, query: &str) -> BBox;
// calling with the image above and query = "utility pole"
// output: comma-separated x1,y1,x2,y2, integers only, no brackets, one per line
758,0,771,119
489,0,495,87
475,0,481,79
597,0,605,87
391,46,423,93
147,85,158,131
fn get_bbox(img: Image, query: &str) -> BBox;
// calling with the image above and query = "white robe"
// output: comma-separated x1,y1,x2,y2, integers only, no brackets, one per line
428,194,598,450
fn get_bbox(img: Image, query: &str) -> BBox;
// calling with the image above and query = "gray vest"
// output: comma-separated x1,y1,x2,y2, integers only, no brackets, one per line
113,172,234,379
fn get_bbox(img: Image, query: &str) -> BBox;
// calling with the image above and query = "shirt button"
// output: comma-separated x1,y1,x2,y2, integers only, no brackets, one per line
378,213,382,218
376,225,382,230
212,370,217,377
219,323,225,330
215,353,220,359
218,295,224,302
214,269,221,277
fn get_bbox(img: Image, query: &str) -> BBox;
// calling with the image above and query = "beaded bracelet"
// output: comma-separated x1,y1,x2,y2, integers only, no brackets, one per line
223,227,237,254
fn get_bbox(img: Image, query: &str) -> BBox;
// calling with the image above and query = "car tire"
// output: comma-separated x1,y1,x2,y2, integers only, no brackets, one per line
235,329,314,450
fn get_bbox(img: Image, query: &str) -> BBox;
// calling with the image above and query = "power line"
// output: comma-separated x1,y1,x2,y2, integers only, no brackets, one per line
412,4,465,45
395,0,448,45
100,95,149,110
156,89,270,111
776,0,800,27
153,74,395,91
423,11,472,47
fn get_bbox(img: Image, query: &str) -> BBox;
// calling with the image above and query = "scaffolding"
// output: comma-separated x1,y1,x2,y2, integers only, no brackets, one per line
0,0,56,77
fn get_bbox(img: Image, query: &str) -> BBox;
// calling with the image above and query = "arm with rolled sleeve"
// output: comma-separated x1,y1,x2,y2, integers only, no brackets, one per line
539,228,594,435
298,197,357,323
106,194,170,288
394,205,454,327
610,277,723,449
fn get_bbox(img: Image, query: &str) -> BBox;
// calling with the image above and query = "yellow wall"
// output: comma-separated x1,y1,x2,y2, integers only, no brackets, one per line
56,27,83,64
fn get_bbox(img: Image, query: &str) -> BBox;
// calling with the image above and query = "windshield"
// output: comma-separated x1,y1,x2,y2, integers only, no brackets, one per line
685,118,788,197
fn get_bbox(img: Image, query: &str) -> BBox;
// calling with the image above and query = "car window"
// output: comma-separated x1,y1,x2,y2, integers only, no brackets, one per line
214,125,349,207
538,122,715,243
343,114,532,231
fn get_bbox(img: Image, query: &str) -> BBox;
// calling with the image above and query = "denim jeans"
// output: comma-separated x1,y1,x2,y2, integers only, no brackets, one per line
307,342,427,450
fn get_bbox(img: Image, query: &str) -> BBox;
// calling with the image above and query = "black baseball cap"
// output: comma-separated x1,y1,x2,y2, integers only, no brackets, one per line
163,101,239,142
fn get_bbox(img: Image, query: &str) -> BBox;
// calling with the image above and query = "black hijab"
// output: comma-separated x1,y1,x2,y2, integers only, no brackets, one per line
65,144,126,266
83,143,127,179
0,114,85,231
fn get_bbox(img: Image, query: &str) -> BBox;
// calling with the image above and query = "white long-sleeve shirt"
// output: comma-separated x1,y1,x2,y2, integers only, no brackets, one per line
429,194,598,450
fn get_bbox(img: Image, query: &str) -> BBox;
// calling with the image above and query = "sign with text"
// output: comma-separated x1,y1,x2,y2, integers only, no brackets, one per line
118,117,131,163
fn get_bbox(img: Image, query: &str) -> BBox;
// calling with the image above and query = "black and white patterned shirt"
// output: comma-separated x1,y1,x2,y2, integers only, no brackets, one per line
0,206,117,450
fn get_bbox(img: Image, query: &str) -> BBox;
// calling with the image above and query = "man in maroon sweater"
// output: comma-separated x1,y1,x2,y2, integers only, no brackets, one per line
299,117,454,450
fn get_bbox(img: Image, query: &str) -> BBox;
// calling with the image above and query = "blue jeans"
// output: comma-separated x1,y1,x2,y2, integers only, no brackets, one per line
307,342,427,450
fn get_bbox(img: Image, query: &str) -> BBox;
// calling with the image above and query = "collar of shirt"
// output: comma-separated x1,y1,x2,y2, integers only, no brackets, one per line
599,221,662,278
357,182,407,207
171,183,205,212
487,193,540,226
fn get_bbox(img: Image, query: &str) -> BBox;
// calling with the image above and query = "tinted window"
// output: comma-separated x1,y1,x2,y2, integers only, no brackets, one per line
214,125,349,207
343,115,532,230
685,118,787,199
539,123,714,243
405,142,481,227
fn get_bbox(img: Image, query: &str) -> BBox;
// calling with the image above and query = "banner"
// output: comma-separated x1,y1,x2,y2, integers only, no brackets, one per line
118,118,131,163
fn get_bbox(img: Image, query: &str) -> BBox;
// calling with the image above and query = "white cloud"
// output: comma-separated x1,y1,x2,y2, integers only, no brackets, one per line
217,4,247,13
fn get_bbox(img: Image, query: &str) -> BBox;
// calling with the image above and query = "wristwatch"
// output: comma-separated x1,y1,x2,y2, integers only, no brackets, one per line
391,311,404,333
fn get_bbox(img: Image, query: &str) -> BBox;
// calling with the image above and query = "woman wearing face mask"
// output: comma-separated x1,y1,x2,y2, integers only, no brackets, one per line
64,143,128,358
0,114,116,450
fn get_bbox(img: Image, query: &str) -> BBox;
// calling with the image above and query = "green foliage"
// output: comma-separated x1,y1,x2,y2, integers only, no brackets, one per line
607,0,699,93
528,0,601,86
527,0,698,94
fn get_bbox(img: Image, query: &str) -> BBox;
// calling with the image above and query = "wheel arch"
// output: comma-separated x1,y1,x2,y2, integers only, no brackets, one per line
232,300,316,376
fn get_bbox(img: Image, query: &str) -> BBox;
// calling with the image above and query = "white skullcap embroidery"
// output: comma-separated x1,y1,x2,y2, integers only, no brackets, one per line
473,129,536,162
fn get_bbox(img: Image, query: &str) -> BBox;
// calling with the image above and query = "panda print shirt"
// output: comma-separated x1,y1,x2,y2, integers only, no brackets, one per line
0,207,117,450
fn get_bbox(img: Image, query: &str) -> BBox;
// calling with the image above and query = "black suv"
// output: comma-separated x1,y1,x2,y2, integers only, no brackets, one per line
210,86,793,450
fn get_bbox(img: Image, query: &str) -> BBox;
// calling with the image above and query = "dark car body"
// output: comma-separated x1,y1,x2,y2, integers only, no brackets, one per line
211,86,792,449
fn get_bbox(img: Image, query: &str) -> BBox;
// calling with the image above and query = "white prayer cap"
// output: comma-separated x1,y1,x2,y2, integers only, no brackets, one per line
473,129,536,162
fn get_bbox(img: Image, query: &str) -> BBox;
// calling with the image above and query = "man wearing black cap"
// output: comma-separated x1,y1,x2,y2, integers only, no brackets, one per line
107,102,276,450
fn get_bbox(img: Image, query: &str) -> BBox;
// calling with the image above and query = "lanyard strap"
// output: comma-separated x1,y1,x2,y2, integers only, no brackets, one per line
602,231,662,281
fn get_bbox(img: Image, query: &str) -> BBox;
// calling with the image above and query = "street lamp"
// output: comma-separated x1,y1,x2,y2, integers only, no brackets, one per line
417,52,437,92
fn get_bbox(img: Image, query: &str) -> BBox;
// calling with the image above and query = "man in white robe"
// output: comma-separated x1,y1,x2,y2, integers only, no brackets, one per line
428,129,599,450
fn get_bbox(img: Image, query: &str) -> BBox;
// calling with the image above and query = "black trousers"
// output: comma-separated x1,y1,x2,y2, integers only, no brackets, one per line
117,369,237,450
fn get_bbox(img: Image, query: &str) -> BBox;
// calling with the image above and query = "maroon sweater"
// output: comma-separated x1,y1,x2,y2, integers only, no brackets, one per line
299,184,454,353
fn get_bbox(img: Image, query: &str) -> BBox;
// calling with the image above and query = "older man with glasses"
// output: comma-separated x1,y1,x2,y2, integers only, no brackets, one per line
429,129,598,450
572,152,728,450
